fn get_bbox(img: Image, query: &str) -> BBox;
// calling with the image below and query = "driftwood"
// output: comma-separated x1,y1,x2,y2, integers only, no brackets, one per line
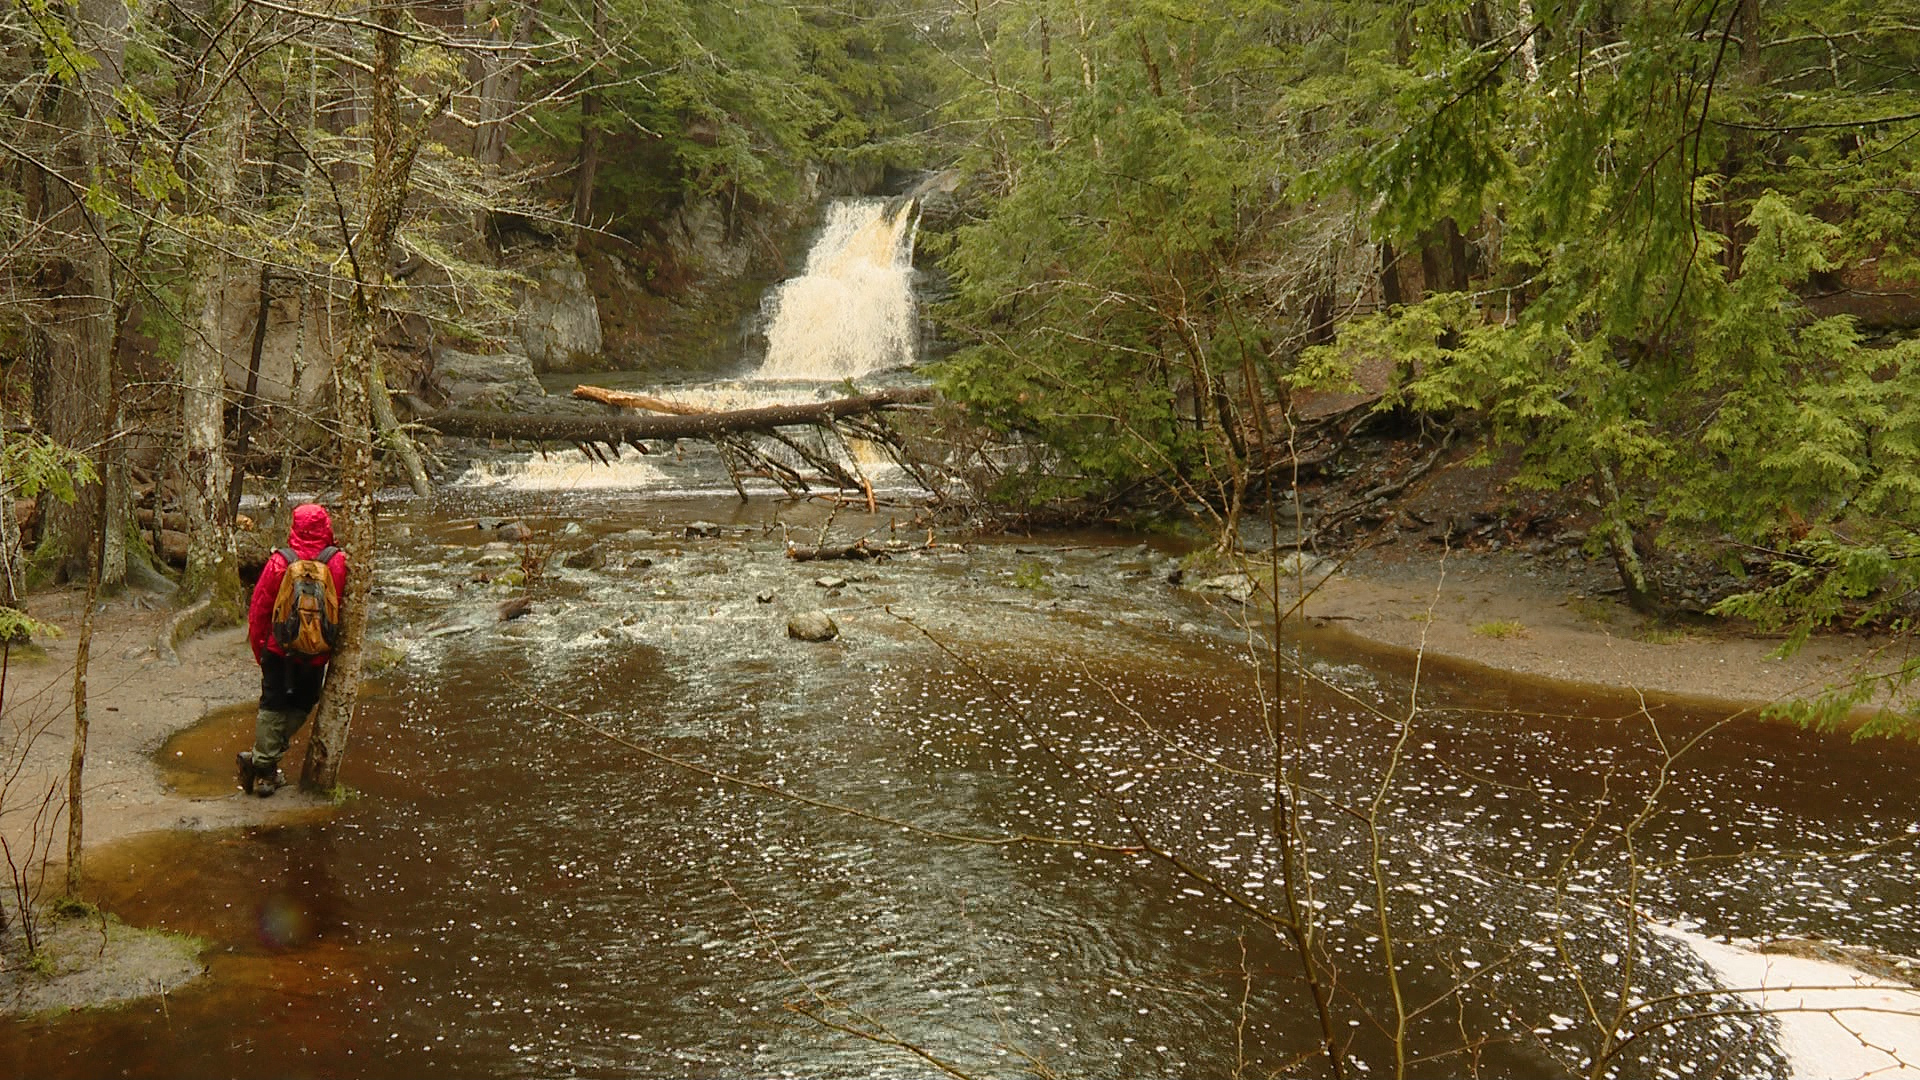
570,385,713,414
420,387,934,449
786,539,916,562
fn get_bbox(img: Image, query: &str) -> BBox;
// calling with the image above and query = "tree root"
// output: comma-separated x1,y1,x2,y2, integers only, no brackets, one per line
156,593,217,665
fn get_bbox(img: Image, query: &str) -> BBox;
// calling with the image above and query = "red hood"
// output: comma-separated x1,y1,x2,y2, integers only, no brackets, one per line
288,503,336,556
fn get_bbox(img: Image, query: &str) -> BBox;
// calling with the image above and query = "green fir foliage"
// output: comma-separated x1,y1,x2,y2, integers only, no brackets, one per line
519,0,930,233
921,0,1920,730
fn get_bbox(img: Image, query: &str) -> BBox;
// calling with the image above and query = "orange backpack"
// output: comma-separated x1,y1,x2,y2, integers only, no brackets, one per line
269,547,342,658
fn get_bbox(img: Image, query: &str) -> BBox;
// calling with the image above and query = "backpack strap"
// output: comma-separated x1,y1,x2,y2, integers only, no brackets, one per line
280,546,339,565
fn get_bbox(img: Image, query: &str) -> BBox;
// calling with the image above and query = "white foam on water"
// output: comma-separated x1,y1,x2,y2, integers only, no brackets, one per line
1653,923,1920,1079
451,449,672,491
758,198,918,381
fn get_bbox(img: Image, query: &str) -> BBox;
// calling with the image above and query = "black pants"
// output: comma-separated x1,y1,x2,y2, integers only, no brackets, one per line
255,651,327,769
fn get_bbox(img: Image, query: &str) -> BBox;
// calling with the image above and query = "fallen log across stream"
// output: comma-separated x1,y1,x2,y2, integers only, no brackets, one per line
417,386,934,449
417,386,942,502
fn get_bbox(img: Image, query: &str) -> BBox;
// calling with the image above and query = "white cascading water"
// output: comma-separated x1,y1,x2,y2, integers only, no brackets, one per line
455,196,919,491
756,197,918,381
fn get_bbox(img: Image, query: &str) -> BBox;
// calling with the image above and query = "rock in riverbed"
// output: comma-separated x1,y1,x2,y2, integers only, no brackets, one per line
786,611,839,642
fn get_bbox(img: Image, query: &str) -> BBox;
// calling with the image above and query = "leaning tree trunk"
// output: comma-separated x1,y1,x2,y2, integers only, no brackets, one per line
303,8,446,792
372,358,431,496
424,386,935,445
304,302,377,793
1594,455,1661,615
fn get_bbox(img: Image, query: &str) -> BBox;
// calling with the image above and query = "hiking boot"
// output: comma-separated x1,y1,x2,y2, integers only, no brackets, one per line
236,751,259,795
253,769,285,797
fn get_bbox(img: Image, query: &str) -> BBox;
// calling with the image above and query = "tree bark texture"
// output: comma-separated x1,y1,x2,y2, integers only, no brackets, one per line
466,0,534,238
570,0,605,239
65,566,97,895
31,0,129,589
179,98,243,617
570,385,713,413
303,14,391,793
179,263,243,614
0,375,30,632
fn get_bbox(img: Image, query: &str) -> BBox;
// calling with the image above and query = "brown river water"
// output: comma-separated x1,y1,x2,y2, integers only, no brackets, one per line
0,475,1914,1080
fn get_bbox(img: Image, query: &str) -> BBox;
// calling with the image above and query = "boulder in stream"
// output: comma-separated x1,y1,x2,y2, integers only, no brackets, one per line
786,610,839,642
1190,573,1256,603
562,544,605,570
432,347,548,411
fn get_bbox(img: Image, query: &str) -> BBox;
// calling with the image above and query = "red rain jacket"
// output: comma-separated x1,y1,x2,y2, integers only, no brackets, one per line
247,503,350,664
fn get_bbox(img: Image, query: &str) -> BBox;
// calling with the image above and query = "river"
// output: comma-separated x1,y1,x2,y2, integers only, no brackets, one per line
1,485,1913,1078
2,199,1915,1079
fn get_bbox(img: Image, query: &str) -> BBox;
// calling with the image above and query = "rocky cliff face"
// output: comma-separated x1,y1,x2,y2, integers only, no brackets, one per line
564,161,893,376
516,251,603,372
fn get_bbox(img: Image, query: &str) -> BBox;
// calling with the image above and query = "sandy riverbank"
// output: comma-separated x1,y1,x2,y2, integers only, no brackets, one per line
1299,543,1919,719
0,585,326,1014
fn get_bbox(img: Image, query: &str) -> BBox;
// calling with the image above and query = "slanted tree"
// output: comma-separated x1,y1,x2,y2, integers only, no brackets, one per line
302,0,450,792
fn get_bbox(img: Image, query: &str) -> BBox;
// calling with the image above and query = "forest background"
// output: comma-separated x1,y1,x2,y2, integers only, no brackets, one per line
2,2,1919,1073
5,0,1920,747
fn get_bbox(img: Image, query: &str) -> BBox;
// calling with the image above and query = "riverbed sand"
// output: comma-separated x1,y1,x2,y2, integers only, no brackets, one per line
1300,543,1920,719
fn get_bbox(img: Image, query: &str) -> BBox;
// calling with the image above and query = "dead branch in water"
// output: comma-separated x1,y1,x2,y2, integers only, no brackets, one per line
786,539,917,562
570,385,714,414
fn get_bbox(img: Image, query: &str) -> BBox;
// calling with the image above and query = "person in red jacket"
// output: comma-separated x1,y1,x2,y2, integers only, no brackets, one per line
238,503,349,796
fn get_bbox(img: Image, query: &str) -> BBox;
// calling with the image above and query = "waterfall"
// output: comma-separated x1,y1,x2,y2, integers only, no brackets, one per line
450,197,922,493
756,197,918,381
